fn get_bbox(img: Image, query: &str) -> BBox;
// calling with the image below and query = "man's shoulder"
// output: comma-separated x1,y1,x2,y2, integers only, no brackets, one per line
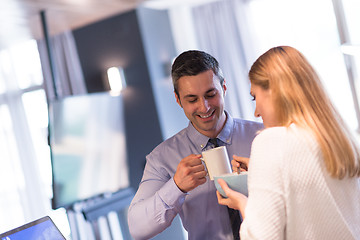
148,128,188,156
232,118,264,130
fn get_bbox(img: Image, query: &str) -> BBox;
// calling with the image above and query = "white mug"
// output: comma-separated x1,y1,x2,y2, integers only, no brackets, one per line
201,146,232,180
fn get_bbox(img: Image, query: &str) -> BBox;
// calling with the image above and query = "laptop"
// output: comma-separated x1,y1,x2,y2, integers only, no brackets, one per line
0,216,66,240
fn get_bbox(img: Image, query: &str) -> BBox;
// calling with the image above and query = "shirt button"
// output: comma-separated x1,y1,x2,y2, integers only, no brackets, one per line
200,144,204,148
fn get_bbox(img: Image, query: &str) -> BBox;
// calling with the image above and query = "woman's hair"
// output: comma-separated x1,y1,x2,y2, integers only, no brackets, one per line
249,46,360,179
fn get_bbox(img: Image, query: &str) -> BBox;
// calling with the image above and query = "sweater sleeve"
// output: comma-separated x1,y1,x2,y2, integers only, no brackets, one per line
240,127,287,240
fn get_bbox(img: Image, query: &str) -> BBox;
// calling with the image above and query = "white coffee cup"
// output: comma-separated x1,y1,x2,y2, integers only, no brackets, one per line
201,146,232,180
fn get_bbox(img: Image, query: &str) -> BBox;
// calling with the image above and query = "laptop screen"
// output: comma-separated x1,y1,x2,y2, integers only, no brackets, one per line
0,216,66,240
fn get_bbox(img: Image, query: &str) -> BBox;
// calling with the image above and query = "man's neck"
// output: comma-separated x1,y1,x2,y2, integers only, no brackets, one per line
207,111,228,138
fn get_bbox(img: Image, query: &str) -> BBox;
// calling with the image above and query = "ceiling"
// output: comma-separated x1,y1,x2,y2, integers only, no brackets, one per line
0,0,147,51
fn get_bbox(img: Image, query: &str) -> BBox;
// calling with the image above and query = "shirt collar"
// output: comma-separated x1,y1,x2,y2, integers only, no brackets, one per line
186,111,234,151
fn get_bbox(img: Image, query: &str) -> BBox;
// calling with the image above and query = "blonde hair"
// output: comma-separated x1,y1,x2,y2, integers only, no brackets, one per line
249,46,360,179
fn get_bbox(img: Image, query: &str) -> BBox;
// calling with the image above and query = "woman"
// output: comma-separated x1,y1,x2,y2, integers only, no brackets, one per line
217,46,360,239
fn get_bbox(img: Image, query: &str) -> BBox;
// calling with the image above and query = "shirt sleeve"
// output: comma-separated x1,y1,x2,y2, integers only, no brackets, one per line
127,153,187,240
240,127,286,240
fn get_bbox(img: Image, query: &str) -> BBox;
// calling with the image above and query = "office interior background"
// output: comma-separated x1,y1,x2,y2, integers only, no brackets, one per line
0,0,359,239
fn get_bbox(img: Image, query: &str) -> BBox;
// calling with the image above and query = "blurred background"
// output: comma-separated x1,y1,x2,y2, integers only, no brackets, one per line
0,0,359,239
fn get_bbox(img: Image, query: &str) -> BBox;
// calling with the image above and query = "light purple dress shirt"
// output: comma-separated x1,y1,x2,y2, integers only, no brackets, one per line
128,113,263,240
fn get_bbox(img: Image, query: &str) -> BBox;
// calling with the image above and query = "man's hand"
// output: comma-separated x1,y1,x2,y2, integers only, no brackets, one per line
232,155,249,173
174,154,207,193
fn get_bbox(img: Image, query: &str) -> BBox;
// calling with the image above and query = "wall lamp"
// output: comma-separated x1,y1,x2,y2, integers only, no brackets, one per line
106,67,127,94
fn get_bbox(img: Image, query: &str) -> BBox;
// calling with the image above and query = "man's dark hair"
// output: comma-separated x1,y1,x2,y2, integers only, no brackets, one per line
171,50,224,98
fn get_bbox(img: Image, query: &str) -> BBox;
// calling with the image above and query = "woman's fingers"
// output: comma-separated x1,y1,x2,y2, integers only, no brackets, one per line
216,178,245,211
232,155,249,171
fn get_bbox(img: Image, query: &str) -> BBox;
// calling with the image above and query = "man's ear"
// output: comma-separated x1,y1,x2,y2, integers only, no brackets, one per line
175,91,183,108
222,79,227,96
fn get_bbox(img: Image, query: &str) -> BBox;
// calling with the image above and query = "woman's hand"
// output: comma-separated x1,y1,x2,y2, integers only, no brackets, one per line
216,178,248,218
232,155,250,173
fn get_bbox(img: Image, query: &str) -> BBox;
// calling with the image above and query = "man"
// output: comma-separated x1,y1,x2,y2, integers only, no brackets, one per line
128,50,263,239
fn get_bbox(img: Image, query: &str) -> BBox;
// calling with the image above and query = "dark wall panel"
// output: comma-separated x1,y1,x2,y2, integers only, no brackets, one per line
72,10,163,190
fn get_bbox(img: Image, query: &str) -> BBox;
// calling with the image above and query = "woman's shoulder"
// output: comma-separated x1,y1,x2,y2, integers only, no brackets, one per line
253,124,315,150
253,126,288,143
250,125,316,171
256,124,311,139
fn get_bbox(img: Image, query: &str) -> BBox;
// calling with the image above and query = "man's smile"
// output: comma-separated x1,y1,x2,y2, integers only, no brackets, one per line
197,109,215,119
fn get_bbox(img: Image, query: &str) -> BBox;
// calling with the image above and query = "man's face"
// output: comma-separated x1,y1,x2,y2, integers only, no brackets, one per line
175,69,227,138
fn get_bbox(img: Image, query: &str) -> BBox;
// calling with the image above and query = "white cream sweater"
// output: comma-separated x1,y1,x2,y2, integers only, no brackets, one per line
240,124,360,240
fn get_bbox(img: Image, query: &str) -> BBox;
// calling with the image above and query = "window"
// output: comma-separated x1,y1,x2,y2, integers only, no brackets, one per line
241,0,359,135
337,0,360,135
0,40,70,237
162,0,359,138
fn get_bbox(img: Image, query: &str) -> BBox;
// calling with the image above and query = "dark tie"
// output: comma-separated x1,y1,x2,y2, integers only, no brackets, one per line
209,138,241,240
